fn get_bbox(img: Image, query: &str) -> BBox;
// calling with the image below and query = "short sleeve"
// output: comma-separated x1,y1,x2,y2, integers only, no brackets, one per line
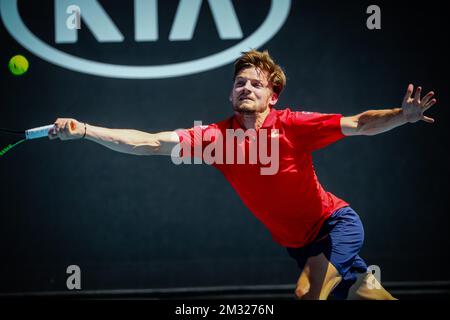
175,124,221,160
288,111,345,151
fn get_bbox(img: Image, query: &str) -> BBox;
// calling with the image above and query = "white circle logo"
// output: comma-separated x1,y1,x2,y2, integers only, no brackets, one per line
0,0,291,79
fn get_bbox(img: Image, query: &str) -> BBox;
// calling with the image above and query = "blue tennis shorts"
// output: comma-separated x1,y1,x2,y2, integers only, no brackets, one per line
286,206,368,299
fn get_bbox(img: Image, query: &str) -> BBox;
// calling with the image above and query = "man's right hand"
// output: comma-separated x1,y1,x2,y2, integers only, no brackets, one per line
48,118,86,140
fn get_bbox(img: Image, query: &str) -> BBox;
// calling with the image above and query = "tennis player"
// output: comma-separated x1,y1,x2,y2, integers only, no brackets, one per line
49,50,437,300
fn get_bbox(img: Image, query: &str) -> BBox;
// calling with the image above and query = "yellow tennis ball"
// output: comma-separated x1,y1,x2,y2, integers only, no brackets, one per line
8,55,29,76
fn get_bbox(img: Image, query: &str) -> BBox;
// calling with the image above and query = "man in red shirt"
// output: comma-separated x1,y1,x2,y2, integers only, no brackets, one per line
50,50,437,300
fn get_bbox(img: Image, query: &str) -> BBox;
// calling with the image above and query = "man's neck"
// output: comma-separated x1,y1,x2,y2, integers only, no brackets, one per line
235,107,271,130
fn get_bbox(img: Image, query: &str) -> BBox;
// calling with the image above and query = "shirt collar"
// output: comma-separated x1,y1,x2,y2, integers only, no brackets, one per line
231,107,278,130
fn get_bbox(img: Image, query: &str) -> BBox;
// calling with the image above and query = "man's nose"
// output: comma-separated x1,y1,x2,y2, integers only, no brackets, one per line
243,80,253,91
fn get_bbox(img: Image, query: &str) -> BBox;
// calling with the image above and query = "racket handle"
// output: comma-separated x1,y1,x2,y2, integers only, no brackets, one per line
25,124,55,140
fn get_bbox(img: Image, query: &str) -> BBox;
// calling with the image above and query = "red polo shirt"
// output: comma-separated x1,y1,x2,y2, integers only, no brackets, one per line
176,107,349,247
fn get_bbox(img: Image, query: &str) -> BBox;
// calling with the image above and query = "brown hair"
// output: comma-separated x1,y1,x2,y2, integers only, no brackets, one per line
234,49,286,95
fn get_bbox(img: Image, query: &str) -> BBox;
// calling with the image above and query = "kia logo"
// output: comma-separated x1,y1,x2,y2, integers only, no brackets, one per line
1,0,291,79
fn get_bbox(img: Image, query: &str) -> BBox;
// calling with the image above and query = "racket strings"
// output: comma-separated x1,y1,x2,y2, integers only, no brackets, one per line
0,128,24,135
0,139,26,157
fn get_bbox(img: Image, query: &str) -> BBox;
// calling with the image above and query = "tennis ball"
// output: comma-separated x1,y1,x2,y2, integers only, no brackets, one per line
8,55,29,76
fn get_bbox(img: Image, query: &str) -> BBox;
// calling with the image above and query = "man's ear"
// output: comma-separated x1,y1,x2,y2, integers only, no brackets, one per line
270,92,279,106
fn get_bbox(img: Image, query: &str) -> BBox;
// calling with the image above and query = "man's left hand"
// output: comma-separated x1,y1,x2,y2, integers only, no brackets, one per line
402,84,437,123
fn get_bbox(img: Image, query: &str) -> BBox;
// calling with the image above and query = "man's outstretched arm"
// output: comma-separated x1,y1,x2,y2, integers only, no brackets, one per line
340,84,437,136
48,118,179,156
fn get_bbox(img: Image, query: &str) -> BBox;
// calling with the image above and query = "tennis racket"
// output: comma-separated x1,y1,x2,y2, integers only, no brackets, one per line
0,124,55,157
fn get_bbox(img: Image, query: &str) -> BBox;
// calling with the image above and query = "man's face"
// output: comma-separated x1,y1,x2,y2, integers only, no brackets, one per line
230,67,278,114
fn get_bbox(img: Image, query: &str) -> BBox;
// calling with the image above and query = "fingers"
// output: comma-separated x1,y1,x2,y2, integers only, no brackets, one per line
48,128,57,140
48,119,60,140
49,118,74,140
48,120,56,139
422,115,435,124
403,84,414,104
404,84,438,113
62,121,69,139
413,86,422,103
421,91,434,106
424,98,437,110
61,121,72,140
54,119,64,140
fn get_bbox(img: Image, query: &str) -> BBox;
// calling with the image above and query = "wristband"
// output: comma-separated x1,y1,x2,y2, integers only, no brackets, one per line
82,123,87,139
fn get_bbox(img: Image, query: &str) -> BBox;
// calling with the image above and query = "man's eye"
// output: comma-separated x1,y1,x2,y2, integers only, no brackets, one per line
253,83,262,88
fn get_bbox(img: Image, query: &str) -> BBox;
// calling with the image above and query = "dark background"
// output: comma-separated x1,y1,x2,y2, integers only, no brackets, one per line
0,0,448,294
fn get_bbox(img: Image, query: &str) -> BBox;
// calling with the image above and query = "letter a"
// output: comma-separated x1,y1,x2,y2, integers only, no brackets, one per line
66,5,81,30
366,265,382,289
366,5,381,30
66,265,81,290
